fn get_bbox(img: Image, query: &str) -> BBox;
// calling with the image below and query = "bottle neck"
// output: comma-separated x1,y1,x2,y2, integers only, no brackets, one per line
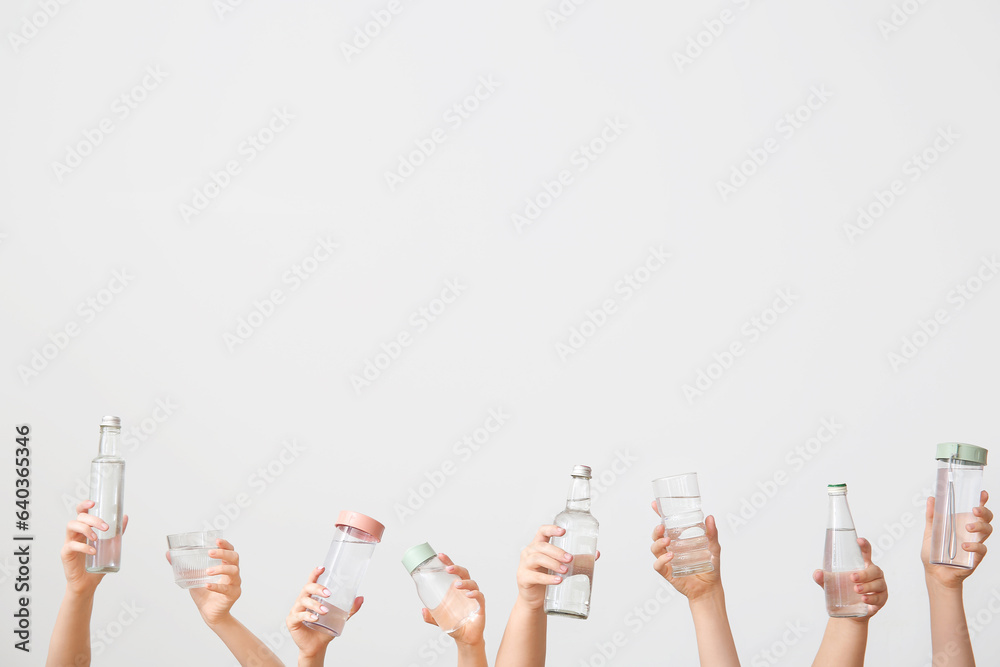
827,493,855,531
98,427,122,458
566,476,591,512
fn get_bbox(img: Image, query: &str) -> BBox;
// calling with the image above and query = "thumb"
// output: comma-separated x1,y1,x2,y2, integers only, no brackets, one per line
857,537,873,566
812,569,825,588
923,496,935,539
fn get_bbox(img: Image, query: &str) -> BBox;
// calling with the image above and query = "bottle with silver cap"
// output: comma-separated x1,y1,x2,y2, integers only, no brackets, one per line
544,465,599,619
86,416,125,573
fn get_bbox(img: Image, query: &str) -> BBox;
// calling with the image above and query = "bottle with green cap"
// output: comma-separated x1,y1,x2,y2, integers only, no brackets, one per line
402,543,479,633
931,443,988,569
823,483,867,618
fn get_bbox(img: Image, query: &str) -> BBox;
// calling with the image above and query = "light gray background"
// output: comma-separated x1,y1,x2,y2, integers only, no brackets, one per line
2,0,999,665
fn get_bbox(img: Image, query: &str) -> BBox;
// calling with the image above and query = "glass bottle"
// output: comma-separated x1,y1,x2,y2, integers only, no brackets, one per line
86,416,125,573
402,543,479,633
823,483,866,618
544,465,599,619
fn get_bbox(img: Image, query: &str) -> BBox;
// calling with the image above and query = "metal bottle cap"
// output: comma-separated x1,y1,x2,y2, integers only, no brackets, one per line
572,465,592,479
100,416,121,428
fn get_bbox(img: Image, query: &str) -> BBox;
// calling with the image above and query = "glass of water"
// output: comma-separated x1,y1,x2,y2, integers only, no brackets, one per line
167,530,223,589
652,473,713,577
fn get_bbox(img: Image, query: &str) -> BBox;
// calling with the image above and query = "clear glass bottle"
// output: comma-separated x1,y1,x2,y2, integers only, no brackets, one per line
402,542,480,633
931,443,988,569
86,416,125,573
544,465,599,619
305,511,384,637
823,483,866,618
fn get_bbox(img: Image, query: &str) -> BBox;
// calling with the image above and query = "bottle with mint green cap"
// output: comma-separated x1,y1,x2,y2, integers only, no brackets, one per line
402,542,479,633
931,443,988,569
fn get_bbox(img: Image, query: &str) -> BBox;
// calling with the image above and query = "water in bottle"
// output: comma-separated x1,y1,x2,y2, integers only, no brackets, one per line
544,465,599,619
86,416,125,574
823,484,867,618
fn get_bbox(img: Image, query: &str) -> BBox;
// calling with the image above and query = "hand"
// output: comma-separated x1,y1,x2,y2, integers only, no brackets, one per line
286,566,363,659
650,501,721,602
812,538,887,620
166,539,242,628
61,500,128,597
922,490,993,589
420,553,485,647
516,525,572,610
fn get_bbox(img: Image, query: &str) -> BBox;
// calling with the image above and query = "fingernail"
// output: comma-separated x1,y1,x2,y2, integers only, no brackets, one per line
320,606,329,614
91,533,97,540
454,581,462,588
967,523,976,531
851,574,859,582
310,613,318,620
855,585,863,593
564,554,572,561
466,591,475,597
323,589,331,597
553,576,562,583
559,566,568,573
101,523,108,530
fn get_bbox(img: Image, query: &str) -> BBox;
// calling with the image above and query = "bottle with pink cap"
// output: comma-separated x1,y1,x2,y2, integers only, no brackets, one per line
304,510,385,637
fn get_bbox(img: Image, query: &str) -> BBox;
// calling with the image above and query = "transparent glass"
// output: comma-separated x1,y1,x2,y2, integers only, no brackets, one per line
167,531,222,589
544,475,599,619
823,488,867,618
931,459,985,569
305,525,379,637
652,473,712,577
411,555,480,633
86,425,125,574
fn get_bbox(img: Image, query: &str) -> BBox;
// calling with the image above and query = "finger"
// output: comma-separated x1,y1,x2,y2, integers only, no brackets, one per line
422,607,438,627
596,550,601,561
165,550,172,565
532,542,572,563
651,536,669,559
437,553,455,568
294,610,321,625
64,541,97,556
444,562,470,581
75,500,96,515
122,515,129,534
455,579,479,593
862,591,887,608
524,570,562,587
851,564,883,585
217,538,236,551
967,520,992,541
857,538,873,566
527,552,570,574
208,563,240,581
305,566,325,586
855,576,887,595
653,553,674,580
302,583,330,599
650,500,660,516
706,515,721,554
812,569,825,587
534,525,566,543
347,596,363,620
210,548,240,566
67,520,99,542
203,583,239,597
982,490,990,508
650,524,665,542
76,513,108,530
962,542,987,557
296,594,326,615
925,497,935,526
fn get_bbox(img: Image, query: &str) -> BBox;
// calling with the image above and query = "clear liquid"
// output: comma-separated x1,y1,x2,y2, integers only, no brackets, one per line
304,604,350,637
930,511,977,569
666,525,713,576
169,547,222,589
86,459,124,573
823,528,866,617
428,581,480,633
544,553,595,618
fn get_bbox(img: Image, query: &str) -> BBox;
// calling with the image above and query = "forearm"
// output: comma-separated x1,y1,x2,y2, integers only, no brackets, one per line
496,598,546,667
926,579,975,667
208,615,283,667
458,640,489,667
688,590,740,667
45,591,95,667
298,647,326,667
811,619,868,667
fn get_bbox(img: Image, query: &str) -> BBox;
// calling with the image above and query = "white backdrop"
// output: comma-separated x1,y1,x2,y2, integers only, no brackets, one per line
2,1,999,665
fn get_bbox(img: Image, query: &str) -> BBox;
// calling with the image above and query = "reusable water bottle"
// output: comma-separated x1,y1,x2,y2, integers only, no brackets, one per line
304,511,384,637
86,416,125,574
402,543,480,633
931,443,988,569
823,484,867,618
544,465,599,619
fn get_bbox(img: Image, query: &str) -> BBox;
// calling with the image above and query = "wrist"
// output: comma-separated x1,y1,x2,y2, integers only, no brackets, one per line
687,586,726,609
457,639,487,653
925,572,965,595
515,594,546,614
298,645,327,664
204,610,236,632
